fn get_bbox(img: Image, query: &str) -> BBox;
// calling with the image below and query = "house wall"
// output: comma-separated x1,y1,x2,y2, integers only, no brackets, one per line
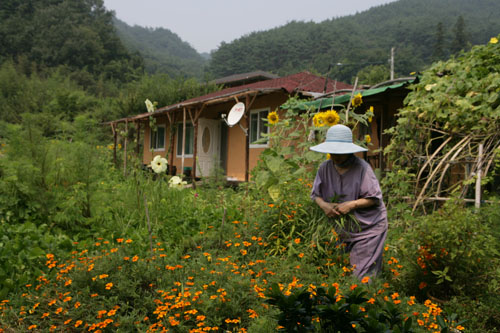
142,92,289,181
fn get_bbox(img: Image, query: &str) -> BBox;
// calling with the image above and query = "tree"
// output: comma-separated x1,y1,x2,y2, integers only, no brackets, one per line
433,22,446,61
450,15,468,55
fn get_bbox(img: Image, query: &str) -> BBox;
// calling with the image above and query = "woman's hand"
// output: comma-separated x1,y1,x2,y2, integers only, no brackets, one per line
315,197,340,218
336,201,357,215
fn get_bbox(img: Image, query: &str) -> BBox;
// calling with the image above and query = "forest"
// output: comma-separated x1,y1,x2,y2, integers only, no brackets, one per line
0,0,499,332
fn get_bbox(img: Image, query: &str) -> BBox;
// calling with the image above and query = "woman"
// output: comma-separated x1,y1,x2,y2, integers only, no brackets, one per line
310,124,388,279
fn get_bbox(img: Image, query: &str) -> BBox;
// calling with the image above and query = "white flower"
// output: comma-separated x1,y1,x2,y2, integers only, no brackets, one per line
169,175,187,189
150,155,168,173
145,99,155,113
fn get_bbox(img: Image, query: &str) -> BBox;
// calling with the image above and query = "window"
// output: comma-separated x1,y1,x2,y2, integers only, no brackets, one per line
150,125,165,151
176,122,194,156
249,109,269,147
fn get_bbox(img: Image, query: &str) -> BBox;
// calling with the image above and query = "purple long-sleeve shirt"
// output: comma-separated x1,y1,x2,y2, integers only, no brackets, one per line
311,157,388,242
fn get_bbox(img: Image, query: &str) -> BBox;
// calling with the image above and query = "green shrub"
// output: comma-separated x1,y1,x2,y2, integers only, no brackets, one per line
395,201,500,301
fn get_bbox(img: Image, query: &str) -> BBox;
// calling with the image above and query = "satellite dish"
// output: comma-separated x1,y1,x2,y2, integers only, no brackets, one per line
226,102,245,127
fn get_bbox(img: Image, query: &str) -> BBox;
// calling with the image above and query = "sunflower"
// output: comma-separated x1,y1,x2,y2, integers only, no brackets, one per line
323,110,340,127
312,113,325,127
267,111,279,125
367,106,374,123
365,134,371,144
351,92,363,108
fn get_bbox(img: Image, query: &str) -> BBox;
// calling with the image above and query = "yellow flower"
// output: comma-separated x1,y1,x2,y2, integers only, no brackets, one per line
267,111,279,125
323,110,340,126
367,106,374,123
351,92,363,108
490,37,498,44
313,113,325,127
365,134,371,144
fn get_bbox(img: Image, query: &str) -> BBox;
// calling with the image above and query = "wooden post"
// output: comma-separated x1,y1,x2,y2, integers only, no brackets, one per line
111,123,117,167
135,121,141,157
167,113,176,174
123,121,128,177
475,143,483,209
181,108,186,176
345,77,359,123
243,94,257,182
192,114,198,187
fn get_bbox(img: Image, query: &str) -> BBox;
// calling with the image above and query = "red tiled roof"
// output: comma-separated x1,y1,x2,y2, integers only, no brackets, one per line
111,72,352,123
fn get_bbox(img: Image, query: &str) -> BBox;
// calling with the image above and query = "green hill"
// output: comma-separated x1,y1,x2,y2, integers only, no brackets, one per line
113,18,208,78
0,0,141,83
207,0,500,83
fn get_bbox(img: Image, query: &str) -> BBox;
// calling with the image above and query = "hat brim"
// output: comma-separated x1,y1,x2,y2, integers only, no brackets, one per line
310,142,368,154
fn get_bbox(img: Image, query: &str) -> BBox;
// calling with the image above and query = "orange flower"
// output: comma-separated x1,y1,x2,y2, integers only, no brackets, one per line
125,239,133,244
418,282,427,290
350,284,358,290
294,238,301,244
361,276,370,284
41,312,49,318
105,283,113,290
132,255,139,262
116,238,124,243
74,320,83,327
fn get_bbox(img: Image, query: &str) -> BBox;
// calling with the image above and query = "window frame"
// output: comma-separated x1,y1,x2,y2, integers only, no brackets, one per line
176,122,194,157
150,124,166,151
249,108,270,148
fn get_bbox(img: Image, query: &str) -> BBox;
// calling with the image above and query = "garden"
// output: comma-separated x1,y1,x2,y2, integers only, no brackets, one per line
0,37,499,333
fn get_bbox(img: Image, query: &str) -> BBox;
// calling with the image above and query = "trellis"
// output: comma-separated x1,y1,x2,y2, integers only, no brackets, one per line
412,131,499,212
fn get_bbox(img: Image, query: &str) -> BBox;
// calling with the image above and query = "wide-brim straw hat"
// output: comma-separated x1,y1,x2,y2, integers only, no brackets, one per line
310,124,367,154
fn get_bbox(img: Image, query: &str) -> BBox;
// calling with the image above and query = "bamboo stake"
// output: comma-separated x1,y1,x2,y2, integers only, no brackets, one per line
345,77,359,123
415,136,453,188
413,135,471,212
436,137,471,197
475,143,483,210
143,194,153,254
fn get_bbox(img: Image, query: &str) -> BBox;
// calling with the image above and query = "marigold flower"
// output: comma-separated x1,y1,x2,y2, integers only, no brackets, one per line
105,283,113,290
41,312,49,318
28,325,37,330
116,238,124,243
74,320,83,327
419,282,427,289
367,298,375,304
294,238,301,244
361,276,370,284
132,255,139,262
350,284,358,290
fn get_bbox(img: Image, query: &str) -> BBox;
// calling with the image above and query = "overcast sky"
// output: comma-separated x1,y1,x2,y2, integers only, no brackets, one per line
103,0,398,54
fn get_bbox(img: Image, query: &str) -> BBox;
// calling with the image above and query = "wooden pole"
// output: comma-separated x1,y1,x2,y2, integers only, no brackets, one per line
390,47,395,81
135,121,141,157
111,123,117,167
123,121,128,177
475,143,483,209
168,113,176,175
182,108,186,175
192,115,198,187
345,77,359,123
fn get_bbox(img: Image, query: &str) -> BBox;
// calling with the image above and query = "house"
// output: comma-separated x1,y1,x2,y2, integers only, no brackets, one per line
110,72,353,182
292,77,417,173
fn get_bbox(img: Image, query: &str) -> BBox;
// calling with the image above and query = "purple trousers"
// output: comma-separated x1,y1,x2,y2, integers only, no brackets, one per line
345,230,387,279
